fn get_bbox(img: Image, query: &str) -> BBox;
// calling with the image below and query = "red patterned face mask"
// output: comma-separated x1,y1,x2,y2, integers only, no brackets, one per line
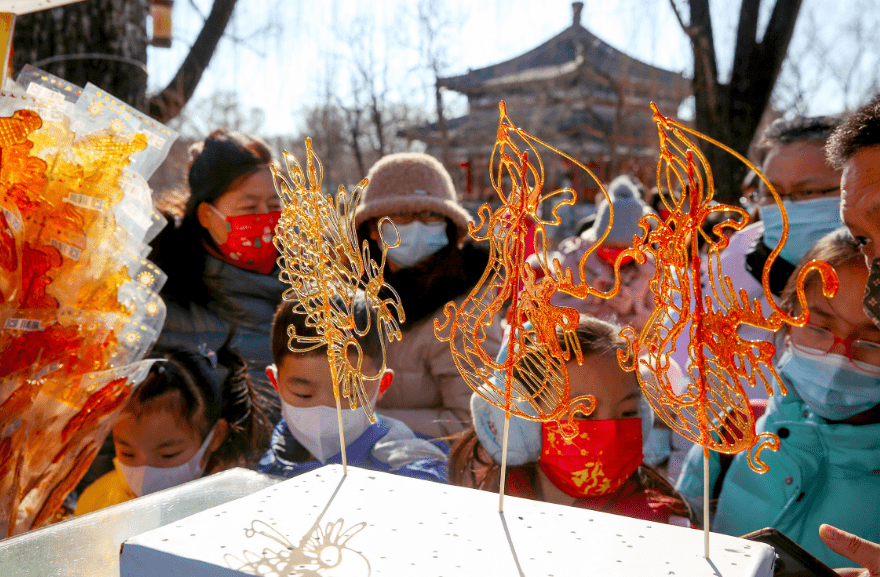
209,205,281,274
538,419,643,498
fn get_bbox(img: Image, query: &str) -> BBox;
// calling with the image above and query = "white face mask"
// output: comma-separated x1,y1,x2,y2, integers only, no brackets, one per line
385,220,448,268
281,389,378,463
116,427,216,497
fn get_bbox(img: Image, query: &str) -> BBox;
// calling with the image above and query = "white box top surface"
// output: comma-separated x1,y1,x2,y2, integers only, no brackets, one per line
121,465,774,577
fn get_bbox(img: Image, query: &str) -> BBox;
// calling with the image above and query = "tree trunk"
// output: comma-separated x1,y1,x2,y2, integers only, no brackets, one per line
13,0,150,111
147,0,237,122
345,107,367,177
13,0,237,122
681,0,802,205
435,80,451,170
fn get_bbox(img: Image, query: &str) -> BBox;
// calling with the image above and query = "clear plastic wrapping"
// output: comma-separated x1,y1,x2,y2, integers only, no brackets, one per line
0,68,178,535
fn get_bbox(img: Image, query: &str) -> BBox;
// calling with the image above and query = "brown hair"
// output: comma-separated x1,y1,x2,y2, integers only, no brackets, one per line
448,426,499,490
779,227,862,315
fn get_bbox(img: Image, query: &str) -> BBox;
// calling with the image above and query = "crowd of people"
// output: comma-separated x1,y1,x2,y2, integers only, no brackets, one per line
64,93,880,575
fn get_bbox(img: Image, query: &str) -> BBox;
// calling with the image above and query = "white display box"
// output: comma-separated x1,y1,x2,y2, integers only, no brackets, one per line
121,465,774,577
0,468,283,577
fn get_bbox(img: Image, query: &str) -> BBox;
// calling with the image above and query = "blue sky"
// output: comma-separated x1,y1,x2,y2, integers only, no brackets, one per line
146,0,879,138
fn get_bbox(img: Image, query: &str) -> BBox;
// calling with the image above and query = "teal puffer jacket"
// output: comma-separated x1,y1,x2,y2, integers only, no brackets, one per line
675,387,880,569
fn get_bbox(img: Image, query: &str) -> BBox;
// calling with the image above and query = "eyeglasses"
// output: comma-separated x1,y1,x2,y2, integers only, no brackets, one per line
750,185,840,206
387,211,446,225
789,324,880,374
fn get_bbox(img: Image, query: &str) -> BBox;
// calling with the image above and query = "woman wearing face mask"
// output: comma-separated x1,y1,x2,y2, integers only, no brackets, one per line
149,129,284,380
544,175,656,335
354,153,502,439
74,342,269,515
675,228,880,568
448,316,694,524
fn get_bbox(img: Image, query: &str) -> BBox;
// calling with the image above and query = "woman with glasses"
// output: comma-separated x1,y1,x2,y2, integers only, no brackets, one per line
354,152,502,439
675,228,880,568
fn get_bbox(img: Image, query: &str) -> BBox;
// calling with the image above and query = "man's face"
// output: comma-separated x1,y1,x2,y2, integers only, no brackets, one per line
841,146,880,264
755,141,841,205
840,145,880,328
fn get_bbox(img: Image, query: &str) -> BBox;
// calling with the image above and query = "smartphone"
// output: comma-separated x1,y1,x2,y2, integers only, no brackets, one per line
740,527,838,577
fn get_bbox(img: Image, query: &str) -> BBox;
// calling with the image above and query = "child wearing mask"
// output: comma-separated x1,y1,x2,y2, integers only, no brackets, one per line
75,342,269,515
538,176,677,468
448,315,693,524
675,228,880,568
257,295,448,482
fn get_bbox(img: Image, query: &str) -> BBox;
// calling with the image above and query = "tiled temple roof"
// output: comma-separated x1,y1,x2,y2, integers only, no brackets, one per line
405,2,691,157
439,3,687,97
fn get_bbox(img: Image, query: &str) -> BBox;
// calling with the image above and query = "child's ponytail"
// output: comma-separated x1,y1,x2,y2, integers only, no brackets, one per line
448,426,506,491
212,331,272,468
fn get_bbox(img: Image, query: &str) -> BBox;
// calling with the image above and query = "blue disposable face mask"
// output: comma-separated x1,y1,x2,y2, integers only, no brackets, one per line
759,196,841,266
777,343,880,421
386,220,448,268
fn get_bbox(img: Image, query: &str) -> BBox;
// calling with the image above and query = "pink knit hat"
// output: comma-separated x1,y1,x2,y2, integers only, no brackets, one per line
354,152,472,232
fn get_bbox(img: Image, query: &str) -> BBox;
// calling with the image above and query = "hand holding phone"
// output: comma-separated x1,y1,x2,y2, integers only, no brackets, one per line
741,527,838,577
819,524,880,577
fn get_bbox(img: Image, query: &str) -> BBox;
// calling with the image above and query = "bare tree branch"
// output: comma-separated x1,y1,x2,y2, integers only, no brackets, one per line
186,0,207,20
147,0,238,122
415,0,462,170
775,0,880,114
668,0,694,38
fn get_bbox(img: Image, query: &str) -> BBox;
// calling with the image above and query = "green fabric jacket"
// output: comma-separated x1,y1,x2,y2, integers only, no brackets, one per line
675,387,880,568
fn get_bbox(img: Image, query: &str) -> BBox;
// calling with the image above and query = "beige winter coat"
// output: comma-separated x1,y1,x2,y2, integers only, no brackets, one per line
377,292,503,439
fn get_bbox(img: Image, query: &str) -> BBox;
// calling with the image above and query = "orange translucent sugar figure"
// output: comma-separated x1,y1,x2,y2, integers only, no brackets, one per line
0,110,47,199
0,111,50,247
435,102,622,431
272,138,404,431
0,102,161,535
613,104,838,472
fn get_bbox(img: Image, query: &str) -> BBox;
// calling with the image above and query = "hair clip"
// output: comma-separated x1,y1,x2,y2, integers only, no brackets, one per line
197,343,218,369
149,360,166,375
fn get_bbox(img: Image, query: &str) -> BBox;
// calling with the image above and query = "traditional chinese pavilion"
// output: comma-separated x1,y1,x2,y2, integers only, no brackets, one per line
407,2,691,203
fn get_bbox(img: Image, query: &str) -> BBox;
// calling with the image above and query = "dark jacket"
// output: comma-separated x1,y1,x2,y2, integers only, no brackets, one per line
158,254,284,374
